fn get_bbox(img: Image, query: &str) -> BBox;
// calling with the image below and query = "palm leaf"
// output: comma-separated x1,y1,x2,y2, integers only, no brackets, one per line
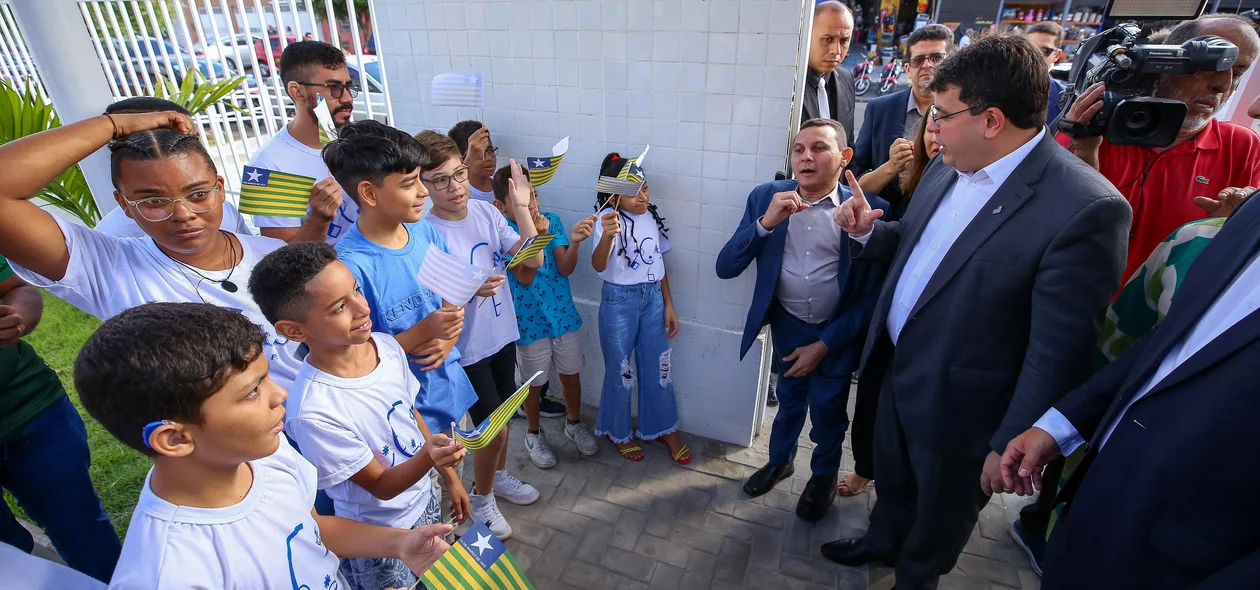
153,69,246,115
0,79,99,227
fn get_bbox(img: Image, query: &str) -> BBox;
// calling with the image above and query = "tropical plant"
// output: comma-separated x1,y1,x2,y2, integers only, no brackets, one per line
0,80,100,227
310,0,371,24
153,68,247,115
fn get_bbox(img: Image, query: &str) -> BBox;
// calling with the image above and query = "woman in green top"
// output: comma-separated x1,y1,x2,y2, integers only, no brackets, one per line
0,256,120,582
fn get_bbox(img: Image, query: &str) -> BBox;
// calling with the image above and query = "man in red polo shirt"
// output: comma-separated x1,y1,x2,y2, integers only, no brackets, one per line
1060,13,1260,282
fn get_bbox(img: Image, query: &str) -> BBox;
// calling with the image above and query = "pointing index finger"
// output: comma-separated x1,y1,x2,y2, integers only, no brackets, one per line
845,170,868,207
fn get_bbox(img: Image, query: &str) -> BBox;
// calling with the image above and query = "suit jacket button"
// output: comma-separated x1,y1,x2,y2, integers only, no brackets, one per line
740,240,749,248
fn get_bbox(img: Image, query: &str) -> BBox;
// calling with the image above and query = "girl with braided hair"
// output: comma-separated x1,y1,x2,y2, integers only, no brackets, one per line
590,152,690,464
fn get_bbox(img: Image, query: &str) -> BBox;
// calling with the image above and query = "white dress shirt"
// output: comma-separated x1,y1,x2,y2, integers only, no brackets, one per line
854,128,1045,344
1035,250,1260,455
755,186,844,323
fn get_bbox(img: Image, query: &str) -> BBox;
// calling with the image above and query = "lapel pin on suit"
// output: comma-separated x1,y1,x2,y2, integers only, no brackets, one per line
992,205,1003,215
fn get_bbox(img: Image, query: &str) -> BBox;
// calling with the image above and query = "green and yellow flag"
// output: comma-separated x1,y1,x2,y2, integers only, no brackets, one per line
451,371,541,451
419,520,534,590
238,166,314,217
506,234,555,269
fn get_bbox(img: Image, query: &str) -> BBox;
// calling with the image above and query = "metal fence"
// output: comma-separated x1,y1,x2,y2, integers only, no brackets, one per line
0,0,392,198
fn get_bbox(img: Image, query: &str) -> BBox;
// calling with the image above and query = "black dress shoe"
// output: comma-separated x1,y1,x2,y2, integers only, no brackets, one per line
767,386,779,407
743,462,794,497
795,473,838,522
820,537,892,567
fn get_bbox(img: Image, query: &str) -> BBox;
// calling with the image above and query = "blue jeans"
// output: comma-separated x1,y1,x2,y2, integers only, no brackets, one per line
595,282,679,443
0,395,120,583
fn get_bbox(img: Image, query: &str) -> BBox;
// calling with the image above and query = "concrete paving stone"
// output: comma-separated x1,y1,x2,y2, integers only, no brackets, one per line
1017,568,1041,590
644,454,677,481
507,543,543,574
977,502,1009,540
791,476,810,495
715,537,753,586
605,484,656,512
532,532,581,580
560,559,630,588
869,565,896,590
939,572,994,590
636,473,689,499
675,488,712,527
781,513,814,555
611,458,648,489
571,495,624,524
611,506,649,551
764,488,800,512
634,533,691,569
712,582,745,590
549,474,589,511
538,506,593,536
963,529,986,556
836,565,870,590
645,496,682,537
681,549,719,590
746,566,814,589
983,537,1035,568
689,456,751,481
701,511,762,542
600,547,660,582
780,553,841,585
582,463,621,499
667,522,726,555
725,445,772,469
573,520,615,564
732,499,792,529
748,521,786,572
709,482,744,517
508,520,558,550
956,553,1022,587
615,580,651,590
702,440,729,459
512,460,568,488
650,563,687,590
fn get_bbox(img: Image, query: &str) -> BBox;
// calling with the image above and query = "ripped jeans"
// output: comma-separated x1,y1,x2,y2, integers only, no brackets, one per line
595,281,679,443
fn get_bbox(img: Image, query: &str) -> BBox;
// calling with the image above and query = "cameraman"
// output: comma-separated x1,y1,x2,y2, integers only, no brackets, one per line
1061,13,1260,282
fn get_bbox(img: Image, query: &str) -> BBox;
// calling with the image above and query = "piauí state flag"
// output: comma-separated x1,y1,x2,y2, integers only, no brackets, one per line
526,136,568,187
238,167,315,217
420,520,534,590
431,72,485,108
506,234,555,269
452,371,541,451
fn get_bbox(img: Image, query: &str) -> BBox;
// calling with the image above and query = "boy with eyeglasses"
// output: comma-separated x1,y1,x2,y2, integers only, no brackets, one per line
247,41,361,245
447,121,499,204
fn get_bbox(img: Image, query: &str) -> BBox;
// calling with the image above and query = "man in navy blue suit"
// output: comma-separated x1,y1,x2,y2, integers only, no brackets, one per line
849,24,953,217
1002,194,1260,588
716,118,888,522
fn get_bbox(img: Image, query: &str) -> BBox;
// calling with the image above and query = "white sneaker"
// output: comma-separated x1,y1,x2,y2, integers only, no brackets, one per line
493,469,539,505
564,421,599,456
469,491,512,540
525,428,557,469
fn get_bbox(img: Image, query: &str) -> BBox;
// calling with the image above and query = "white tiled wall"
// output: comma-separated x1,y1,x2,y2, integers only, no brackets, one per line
375,0,804,445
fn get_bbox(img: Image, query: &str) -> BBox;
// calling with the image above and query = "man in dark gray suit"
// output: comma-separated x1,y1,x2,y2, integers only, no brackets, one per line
821,35,1132,588
802,1,855,143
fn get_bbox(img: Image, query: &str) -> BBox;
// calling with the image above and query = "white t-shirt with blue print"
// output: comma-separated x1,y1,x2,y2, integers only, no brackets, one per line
109,439,345,589
285,333,437,529
246,125,359,245
592,207,671,285
336,220,479,434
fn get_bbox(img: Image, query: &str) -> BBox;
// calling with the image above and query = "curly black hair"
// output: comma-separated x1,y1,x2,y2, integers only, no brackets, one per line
248,241,340,325
596,152,669,270
322,119,426,205
108,128,216,190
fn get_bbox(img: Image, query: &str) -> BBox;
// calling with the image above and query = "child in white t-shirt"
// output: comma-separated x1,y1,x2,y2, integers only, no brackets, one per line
415,130,544,540
0,110,302,394
249,242,468,590
76,303,452,589
591,152,690,465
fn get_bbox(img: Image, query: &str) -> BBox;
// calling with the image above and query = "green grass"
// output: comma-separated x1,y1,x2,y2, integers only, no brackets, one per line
4,292,148,539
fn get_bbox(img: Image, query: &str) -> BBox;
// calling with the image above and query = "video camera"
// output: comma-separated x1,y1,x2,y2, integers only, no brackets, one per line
1057,23,1238,148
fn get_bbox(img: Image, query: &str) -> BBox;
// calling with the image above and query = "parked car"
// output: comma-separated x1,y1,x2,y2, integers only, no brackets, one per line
253,33,296,77
197,34,263,74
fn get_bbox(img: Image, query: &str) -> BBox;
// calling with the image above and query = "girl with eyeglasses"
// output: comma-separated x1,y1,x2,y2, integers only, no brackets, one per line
0,110,304,393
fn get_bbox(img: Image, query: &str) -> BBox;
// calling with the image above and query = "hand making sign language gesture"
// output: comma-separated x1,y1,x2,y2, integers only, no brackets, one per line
833,170,886,237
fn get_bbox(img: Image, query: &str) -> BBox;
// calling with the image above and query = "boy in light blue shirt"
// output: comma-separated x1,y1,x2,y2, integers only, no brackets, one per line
491,165,600,469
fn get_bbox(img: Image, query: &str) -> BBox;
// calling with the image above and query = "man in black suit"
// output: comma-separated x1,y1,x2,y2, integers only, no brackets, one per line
1001,195,1260,587
822,35,1132,588
802,1,855,144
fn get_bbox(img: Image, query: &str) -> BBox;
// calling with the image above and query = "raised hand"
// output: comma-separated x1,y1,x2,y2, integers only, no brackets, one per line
1000,427,1062,496
571,217,595,243
112,110,196,136
308,177,344,221
462,127,492,167
833,170,884,236
600,210,621,238
888,138,914,172
1195,186,1255,218
506,159,532,211
760,191,806,230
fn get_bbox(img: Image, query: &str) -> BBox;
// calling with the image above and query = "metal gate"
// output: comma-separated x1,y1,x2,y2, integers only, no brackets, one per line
0,0,393,200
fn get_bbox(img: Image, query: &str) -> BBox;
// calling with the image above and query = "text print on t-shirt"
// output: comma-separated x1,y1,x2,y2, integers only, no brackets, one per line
471,241,508,317
286,519,337,590
385,400,422,465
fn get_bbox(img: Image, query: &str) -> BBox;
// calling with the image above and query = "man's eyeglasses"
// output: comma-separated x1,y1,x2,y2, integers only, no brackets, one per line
909,52,947,68
119,184,223,222
1037,45,1058,58
929,104,978,124
421,166,470,191
297,81,361,99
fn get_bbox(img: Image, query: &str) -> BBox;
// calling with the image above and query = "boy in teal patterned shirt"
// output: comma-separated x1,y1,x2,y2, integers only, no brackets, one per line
491,165,599,468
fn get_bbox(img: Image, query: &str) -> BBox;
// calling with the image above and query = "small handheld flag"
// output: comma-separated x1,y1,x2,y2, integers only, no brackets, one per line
595,176,644,197
419,520,534,590
431,72,485,108
452,371,542,451
617,145,650,182
506,234,555,269
417,248,491,308
526,136,569,187
238,167,315,217
314,96,338,145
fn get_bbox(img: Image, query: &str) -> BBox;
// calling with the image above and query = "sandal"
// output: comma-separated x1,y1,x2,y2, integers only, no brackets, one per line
609,436,644,462
837,472,871,496
657,436,692,465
